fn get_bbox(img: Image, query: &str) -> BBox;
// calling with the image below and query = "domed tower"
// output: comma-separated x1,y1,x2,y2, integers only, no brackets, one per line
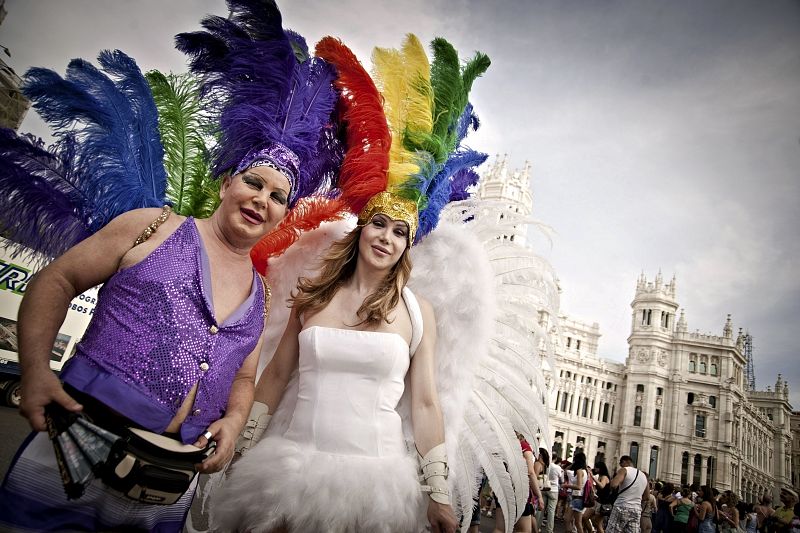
477,154,533,245
619,271,678,473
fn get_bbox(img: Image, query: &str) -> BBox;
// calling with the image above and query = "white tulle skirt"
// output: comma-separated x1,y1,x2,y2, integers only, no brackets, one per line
209,435,428,533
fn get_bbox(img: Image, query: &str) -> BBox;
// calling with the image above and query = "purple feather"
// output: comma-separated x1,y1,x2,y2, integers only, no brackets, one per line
0,130,92,263
177,0,340,207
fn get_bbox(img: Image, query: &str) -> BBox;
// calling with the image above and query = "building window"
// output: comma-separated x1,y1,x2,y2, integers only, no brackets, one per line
693,454,702,485
636,384,645,393
630,442,639,467
633,406,642,426
687,392,694,405
582,398,589,417
707,456,716,486
689,356,696,373
602,403,609,423
699,361,707,374
649,446,659,477
660,311,671,328
681,452,689,485
657,387,663,396
654,409,661,430
560,393,569,412
552,431,563,460
576,339,581,350
595,441,606,466
695,414,706,438
709,396,716,408
566,337,571,348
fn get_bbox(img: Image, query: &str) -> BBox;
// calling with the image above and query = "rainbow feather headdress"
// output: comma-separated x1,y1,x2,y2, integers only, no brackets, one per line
316,34,490,245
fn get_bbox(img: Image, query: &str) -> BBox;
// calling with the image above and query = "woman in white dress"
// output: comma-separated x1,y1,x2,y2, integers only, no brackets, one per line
208,28,494,533
211,210,457,533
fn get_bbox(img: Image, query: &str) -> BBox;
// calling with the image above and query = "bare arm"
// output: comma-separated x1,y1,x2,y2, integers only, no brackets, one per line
409,298,445,455
18,208,168,431
253,307,301,413
609,467,627,489
409,297,456,533
524,450,543,508
196,336,262,473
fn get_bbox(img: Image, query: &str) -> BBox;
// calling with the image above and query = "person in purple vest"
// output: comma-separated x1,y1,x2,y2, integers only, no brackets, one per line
0,3,342,530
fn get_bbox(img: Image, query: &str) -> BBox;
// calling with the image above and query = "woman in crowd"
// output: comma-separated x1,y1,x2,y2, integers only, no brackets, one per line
670,489,694,533
564,452,590,533
586,462,612,533
695,485,718,533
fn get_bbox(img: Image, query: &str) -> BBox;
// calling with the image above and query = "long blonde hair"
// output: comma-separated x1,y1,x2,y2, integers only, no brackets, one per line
291,226,413,326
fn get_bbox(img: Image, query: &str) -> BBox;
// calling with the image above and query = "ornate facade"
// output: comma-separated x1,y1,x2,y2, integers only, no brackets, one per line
477,155,798,503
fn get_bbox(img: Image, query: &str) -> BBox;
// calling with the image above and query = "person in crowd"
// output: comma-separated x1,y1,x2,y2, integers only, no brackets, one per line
493,433,545,533
536,448,556,533
772,488,800,533
670,489,694,533
756,494,775,533
743,502,759,533
655,482,676,533
718,492,741,533
560,460,575,524
564,452,591,533
607,455,649,533
695,485,718,533
587,462,612,533
641,476,657,533
546,454,565,533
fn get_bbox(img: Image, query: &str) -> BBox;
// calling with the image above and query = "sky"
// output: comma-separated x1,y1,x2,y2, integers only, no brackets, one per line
2,0,798,406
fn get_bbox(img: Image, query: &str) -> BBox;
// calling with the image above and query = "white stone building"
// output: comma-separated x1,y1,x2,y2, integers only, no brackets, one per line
477,155,797,502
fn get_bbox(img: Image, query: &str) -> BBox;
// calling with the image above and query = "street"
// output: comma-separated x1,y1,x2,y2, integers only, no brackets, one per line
0,405,559,532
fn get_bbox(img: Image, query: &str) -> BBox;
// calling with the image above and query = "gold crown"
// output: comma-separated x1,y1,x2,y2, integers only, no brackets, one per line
357,191,419,245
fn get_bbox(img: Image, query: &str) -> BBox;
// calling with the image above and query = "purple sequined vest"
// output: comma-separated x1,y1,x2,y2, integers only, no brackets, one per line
61,217,265,443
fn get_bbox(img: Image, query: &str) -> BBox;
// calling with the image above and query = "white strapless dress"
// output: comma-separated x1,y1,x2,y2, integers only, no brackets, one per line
210,294,427,533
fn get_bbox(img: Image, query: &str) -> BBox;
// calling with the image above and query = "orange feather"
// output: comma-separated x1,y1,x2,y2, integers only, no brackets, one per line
250,196,347,275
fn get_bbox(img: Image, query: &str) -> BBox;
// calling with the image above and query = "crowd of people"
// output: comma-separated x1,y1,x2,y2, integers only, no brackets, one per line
474,451,800,533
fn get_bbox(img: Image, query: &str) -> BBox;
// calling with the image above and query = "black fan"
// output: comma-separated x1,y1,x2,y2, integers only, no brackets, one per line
44,402,121,499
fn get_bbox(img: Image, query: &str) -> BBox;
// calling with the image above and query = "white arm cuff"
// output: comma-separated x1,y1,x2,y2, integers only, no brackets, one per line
419,443,450,505
234,401,271,454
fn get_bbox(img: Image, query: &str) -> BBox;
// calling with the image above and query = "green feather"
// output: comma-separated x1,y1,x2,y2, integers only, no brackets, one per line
461,52,491,97
145,70,218,217
429,38,461,152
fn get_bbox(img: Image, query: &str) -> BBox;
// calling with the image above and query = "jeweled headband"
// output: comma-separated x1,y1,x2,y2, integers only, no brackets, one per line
234,142,300,195
357,191,418,245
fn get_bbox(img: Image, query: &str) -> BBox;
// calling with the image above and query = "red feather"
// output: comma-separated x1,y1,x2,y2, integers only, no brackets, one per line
250,196,347,275
315,37,390,214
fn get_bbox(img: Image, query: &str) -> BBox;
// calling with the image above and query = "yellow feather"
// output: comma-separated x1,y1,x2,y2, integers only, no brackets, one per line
372,34,434,193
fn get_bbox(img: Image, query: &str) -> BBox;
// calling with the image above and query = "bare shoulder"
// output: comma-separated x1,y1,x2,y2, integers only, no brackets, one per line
414,294,435,321
105,207,184,236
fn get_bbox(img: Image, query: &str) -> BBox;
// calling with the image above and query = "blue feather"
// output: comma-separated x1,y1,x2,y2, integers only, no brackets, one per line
97,50,167,203
2,50,167,260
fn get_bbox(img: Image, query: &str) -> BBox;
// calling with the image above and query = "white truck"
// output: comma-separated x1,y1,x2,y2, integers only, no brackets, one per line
0,238,98,407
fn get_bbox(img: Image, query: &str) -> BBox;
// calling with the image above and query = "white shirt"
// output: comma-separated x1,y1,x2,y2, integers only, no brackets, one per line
547,462,563,491
614,466,647,509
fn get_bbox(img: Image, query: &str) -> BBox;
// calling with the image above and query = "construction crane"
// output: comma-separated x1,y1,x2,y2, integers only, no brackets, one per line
743,330,755,391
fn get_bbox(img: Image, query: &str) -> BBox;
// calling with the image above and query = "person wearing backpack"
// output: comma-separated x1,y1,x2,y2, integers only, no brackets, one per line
607,455,650,533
